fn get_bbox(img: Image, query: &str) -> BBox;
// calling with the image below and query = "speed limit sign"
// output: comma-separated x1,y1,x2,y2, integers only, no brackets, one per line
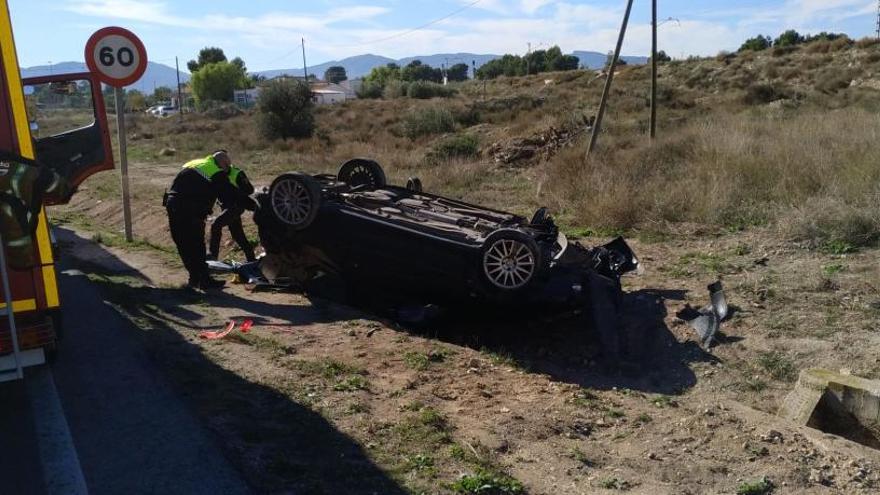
85,26,148,242
85,26,147,87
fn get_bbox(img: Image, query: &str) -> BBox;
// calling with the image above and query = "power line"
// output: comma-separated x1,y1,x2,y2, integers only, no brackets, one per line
264,0,484,65
337,0,484,47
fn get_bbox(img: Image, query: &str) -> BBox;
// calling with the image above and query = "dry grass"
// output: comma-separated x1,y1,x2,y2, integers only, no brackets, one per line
115,43,880,249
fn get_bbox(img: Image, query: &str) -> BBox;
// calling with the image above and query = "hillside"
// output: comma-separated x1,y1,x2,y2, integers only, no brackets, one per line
49,37,880,494
21,61,188,93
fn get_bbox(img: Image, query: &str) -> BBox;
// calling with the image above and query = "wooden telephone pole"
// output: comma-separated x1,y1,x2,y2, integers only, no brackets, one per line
587,0,635,155
649,0,658,140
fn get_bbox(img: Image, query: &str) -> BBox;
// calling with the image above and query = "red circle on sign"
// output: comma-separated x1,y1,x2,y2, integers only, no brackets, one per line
84,26,148,87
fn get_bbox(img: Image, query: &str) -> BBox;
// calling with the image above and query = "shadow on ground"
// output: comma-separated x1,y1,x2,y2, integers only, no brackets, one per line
55,228,407,495
389,286,716,395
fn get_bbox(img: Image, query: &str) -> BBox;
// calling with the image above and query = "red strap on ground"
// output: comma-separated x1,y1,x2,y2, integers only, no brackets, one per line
198,321,236,340
240,320,253,333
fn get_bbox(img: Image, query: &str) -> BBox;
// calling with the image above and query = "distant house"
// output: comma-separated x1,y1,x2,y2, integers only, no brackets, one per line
311,88,346,105
234,80,350,107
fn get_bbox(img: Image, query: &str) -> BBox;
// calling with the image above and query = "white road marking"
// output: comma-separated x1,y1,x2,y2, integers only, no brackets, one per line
25,367,89,495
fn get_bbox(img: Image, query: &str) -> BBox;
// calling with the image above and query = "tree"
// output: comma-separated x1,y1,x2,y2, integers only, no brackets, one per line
324,66,348,83
190,61,248,103
476,54,525,79
446,63,469,81
655,50,672,63
153,86,173,101
257,78,314,140
774,29,804,47
401,60,442,82
230,56,247,72
187,47,227,72
739,35,772,52
364,63,401,87
125,89,146,111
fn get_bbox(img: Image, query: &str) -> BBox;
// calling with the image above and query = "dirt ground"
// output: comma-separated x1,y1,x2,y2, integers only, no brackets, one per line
49,169,880,493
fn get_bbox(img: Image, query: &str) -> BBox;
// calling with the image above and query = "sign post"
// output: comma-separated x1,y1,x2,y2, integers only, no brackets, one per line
85,27,147,242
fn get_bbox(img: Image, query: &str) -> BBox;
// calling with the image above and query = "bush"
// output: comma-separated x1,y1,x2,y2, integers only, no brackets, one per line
782,198,880,251
256,78,314,140
356,81,383,99
382,80,407,99
855,37,880,49
742,83,790,105
427,134,479,162
739,35,771,52
402,107,455,139
199,101,244,119
406,81,457,99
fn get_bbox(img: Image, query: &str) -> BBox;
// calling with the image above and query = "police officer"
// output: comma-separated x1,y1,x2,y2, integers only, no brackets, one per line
165,150,236,289
208,164,256,262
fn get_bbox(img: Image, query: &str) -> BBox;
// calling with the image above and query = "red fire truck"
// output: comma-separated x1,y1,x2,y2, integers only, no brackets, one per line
0,1,114,380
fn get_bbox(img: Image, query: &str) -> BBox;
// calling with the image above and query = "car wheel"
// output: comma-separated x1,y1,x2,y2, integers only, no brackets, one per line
406,177,423,192
269,172,321,230
337,158,386,189
481,229,541,291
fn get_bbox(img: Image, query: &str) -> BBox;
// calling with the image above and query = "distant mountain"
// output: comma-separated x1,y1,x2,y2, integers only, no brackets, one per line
571,51,648,69
260,50,647,80
21,61,189,94
257,54,396,80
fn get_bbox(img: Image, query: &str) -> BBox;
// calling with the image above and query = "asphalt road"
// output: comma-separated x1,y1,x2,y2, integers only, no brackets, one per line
0,257,252,495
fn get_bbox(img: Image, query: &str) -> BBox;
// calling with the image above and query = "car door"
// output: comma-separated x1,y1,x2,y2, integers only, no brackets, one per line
22,72,114,204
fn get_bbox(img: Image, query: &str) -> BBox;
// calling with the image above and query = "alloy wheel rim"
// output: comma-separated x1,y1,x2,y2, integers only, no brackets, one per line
271,178,312,225
483,238,535,289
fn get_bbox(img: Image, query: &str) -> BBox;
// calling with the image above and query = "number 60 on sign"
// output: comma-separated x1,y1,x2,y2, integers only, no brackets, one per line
85,26,147,88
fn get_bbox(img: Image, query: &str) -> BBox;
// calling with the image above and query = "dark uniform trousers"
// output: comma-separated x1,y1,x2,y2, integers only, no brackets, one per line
209,207,255,261
168,205,209,282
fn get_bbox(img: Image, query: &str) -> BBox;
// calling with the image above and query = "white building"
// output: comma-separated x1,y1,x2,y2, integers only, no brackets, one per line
311,88,346,105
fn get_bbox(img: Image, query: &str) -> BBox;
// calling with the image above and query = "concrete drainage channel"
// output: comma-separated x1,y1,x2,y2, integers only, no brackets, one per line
780,369,880,451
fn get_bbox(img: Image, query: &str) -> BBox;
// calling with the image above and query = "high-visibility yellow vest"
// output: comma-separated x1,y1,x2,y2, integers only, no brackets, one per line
182,156,223,181
228,166,242,187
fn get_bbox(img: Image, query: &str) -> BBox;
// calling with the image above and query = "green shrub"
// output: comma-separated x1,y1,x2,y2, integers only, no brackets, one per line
736,477,774,495
382,80,407,99
356,81,383,99
428,134,479,161
402,107,455,139
407,81,457,99
256,78,314,140
451,469,524,494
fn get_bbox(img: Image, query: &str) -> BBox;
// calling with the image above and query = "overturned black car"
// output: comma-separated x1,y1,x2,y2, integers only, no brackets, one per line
252,159,639,354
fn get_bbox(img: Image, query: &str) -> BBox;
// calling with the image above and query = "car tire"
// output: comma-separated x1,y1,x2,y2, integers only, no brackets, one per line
268,172,321,230
406,177,423,192
480,229,541,292
337,158,386,190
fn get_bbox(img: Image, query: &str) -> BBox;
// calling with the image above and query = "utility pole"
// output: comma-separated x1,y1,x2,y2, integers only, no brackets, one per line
876,0,880,39
175,56,183,119
587,0,635,155
301,38,308,81
649,0,657,140
526,42,531,75
472,59,476,80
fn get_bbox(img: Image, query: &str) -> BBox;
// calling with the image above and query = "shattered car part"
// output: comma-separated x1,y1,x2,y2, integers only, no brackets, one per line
251,158,640,352
677,281,728,349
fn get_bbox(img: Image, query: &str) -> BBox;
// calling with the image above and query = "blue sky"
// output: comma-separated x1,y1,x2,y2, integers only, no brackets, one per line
9,0,878,71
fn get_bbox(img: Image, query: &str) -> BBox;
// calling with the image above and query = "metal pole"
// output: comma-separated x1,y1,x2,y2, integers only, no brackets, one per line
114,87,133,242
0,231,23,380
587,0,635,155
301,38,308,80
175,56,183,119
649,0,657,140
